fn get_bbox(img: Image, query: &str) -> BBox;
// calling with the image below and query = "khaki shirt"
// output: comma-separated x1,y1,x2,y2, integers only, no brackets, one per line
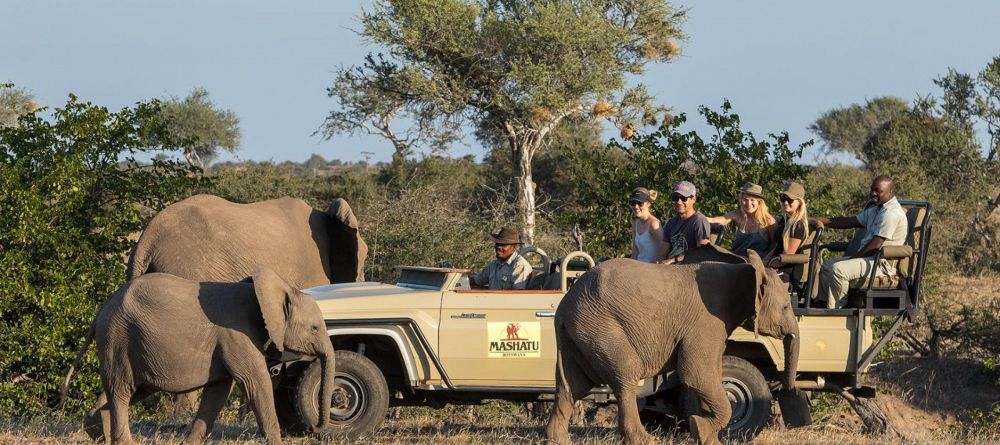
473,252,532,290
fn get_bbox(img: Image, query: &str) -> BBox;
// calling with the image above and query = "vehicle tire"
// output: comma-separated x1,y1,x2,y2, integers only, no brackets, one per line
681,356,773,441
288,350,389,438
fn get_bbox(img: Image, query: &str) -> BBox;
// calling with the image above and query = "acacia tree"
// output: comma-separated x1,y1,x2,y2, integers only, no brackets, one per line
159,87,241,169
323,0,686,243
808,96,909,165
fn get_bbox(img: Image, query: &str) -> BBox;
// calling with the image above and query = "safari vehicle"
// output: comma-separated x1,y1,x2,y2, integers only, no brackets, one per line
277,200,931,440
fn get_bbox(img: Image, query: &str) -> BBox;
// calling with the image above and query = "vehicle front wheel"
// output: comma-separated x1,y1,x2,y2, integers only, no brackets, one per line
681,355,773,441
286,350,390,438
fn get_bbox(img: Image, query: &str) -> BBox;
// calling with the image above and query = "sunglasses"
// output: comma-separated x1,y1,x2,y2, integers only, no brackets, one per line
670,194,692,202
780,195,795,204
629,200,646,207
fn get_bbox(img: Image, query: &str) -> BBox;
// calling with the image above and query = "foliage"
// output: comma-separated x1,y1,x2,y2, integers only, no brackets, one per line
158,87,241,169
809,96,909,165
0,84,38,129
0,93,200,416
324,0,688,243
560,101,809,258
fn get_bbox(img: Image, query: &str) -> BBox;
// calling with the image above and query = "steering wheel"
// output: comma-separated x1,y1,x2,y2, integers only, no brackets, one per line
518,245,552,276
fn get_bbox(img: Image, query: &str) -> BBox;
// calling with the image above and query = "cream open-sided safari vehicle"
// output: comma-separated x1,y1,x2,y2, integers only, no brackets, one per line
274,200,931,441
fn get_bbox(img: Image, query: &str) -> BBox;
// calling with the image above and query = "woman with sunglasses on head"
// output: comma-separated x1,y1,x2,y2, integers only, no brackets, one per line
763,182,810,269
707,182,776,256
629,187,668,263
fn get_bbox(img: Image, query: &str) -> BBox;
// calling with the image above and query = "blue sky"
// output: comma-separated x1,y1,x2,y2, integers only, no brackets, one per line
3,0,999,164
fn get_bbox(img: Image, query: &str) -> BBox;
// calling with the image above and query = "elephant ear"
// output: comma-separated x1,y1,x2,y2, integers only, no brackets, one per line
327,198,368,283
252,268,293,352
681,244,747,265
745,250,768,338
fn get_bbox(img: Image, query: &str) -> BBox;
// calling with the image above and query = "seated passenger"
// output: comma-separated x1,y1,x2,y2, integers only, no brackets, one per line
762,182,809,271
471,226,533,290
658,181,711,265
629,187,668,263
707,182,776,256
813,176,908,308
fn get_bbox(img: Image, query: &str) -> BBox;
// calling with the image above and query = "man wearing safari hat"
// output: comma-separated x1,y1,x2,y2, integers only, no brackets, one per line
472,226,533,290
658,180,712,265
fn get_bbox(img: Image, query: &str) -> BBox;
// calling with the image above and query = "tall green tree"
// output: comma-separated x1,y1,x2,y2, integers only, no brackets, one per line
0,84,37,128
809,96,909,165
159,87,241,169
0,93,200,415
323,0,686,244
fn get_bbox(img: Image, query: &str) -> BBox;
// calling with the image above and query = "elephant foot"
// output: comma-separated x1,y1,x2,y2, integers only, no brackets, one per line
82,412,104,441
689,415,721,445
621,428,656,445
543,423,569,445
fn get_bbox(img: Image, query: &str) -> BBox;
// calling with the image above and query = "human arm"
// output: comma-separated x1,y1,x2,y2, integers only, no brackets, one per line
471,264,490,288
852,236,886,259
812,216,862,229
706,210,738,226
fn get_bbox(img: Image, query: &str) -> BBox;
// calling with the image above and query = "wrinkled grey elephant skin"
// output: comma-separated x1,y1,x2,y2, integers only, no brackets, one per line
89,269,336,445
544,250,799,445
127,194,368,288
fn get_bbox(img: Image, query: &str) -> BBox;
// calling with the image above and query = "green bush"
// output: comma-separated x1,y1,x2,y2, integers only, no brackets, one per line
560,101,809,258
0,94,200,416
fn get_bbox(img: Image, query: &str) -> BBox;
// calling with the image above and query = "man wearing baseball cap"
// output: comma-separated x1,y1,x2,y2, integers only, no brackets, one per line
658,181,711,265
471,226,533,290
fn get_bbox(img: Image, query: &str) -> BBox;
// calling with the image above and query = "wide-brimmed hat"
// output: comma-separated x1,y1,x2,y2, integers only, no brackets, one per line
781,181,805,202
489,226,523,245
737,182,764,199
672,180,697,198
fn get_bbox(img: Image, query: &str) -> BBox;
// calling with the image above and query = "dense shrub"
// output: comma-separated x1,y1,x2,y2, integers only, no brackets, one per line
0,95,200,416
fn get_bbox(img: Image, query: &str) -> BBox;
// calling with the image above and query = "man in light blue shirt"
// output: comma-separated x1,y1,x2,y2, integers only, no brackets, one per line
814,176,908,308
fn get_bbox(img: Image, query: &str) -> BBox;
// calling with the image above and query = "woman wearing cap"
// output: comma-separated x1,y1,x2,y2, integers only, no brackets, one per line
629,187,668,263
707,182,776,256
763,182,810,269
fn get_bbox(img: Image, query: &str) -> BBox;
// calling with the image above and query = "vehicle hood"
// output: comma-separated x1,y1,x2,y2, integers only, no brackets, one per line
303,281,429,300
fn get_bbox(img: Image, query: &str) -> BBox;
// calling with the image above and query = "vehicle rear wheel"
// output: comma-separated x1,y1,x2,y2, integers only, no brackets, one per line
285,350,389,438
681,356,773,441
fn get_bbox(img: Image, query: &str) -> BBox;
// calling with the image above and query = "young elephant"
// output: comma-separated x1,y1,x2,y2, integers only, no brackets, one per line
90,269,336,445
544,250,799,445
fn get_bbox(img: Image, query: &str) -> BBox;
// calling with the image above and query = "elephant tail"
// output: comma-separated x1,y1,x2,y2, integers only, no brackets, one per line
553,318,573,398
125,241,148,280
58,323,95,410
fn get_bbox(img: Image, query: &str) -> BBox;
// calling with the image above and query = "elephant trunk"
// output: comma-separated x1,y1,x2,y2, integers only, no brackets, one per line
314,342,337,432
783,334,800,391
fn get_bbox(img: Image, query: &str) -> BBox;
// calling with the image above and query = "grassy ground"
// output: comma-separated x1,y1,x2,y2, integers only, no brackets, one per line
4,276,997,445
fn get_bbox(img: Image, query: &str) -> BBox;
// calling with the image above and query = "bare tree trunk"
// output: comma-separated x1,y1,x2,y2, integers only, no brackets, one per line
511,141,538,245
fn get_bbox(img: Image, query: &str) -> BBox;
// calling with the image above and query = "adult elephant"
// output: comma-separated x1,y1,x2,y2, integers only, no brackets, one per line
126,194,367,287
544,250,799,445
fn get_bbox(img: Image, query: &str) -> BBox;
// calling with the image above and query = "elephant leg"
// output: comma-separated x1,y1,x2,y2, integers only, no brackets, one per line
544,339,592,445
106,386,140,445
678,347,729,445
611,382,654,445
84,391,109,442
184,379,234,444
172,391,199,420
228,358,282,445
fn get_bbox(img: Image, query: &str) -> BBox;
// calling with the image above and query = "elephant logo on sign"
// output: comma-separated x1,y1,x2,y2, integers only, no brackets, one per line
505,323,526,340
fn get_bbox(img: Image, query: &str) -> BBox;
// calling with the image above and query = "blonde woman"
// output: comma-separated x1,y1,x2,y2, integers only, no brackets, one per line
629,187,668,263
763,182,810,269
707,182,776,256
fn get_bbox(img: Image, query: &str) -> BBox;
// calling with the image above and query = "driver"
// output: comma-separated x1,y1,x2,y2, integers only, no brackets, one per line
471,226,532,290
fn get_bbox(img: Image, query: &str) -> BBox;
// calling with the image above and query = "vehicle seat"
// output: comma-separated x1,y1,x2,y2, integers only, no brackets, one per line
526,269,547,290
779,219,824,306
845,202,931,311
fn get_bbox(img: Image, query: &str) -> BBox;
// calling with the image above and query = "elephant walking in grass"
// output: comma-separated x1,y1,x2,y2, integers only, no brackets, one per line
544,250,800,445
89,269,335,445
64,194,366,435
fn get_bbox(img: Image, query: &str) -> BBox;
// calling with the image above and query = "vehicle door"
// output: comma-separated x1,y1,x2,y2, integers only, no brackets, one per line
438,289,562,386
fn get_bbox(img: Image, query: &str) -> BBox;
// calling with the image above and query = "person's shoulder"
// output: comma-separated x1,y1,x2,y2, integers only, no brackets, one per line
514,254,532,270
692,212,710,223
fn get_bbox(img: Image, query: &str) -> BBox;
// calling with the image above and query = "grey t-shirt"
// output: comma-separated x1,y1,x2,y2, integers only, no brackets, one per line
662,212,711,260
